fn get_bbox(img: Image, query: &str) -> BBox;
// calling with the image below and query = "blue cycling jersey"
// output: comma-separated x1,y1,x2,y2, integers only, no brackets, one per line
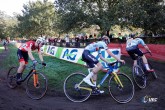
84,41,108,53
126,38,146,51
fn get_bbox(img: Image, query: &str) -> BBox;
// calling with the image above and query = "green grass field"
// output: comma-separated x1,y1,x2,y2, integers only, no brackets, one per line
4,44,132,94
0,44,4,53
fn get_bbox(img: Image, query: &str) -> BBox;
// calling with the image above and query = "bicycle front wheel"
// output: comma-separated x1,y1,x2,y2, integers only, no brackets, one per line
6,66,18,89
133,65,146,89
26,72,48,100
64,72,91,102
109,73,134,103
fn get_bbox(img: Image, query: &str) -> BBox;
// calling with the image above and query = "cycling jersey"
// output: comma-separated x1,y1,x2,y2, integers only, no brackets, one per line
126,38,146,51
84,41,108,53
19,41,40,52
82,41,108,68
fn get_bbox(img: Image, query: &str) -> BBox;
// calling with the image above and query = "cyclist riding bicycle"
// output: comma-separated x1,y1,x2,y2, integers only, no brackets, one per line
126,34,154,72
16,37,46,84
82,35,125,93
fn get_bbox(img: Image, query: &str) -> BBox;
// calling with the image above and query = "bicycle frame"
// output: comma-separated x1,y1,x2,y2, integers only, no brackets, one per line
78,62,123,91
19,64,40,87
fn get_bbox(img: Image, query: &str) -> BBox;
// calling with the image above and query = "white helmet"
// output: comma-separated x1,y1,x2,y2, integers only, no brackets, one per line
102,35,110,44
36,37,46,44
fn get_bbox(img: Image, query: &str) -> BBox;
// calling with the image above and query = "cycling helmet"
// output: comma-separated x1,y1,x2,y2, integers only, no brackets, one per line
102,35,110,44
36,37,46,44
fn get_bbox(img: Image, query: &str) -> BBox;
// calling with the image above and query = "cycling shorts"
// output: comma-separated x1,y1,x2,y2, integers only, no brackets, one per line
82,50,99,68
127,48,143,60
17,49,28,64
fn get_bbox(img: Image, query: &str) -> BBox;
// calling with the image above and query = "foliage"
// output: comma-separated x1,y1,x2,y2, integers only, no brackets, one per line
16,0,56,38
55,0,165,35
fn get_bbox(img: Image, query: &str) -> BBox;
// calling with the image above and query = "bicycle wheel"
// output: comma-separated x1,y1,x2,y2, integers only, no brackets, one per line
64,72,91,102
148,62,158,79
6,66,18,89
133,65,146,89
26,72,48,100
109,73,134,103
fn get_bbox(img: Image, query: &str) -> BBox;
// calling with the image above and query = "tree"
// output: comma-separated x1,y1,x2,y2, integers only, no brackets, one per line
55,0,121,34
17,0,57,38
55,0,165,35
0,11,6,39
117,0,165,34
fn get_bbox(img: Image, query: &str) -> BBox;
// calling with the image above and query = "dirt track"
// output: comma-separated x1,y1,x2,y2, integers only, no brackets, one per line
0,50,165,110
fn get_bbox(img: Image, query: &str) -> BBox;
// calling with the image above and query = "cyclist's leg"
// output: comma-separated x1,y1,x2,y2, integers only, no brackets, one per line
17,50,28,80
127,50,137,66
82,50,99,86
135,49,153,71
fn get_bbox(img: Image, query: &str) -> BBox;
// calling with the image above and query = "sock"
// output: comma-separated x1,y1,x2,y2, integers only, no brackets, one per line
135,67,139,74
85,72,94,80
145,64,150,70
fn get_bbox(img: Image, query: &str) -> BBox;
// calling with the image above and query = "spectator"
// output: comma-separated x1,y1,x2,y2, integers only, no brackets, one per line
75,36,80,47
65,34,70,47
118,33,123,44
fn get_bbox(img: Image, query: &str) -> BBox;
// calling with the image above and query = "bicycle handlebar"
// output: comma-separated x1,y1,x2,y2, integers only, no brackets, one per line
27,62,46,70
107,61,124,69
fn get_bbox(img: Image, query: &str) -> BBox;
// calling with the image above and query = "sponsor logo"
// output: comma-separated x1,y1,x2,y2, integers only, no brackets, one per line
47,46,56,56
62,49,78,60
142,95,158,103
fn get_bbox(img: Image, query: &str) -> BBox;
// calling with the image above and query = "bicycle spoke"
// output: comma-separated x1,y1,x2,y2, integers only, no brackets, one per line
109,73,134,103
64,72,91,102
26,72,47,100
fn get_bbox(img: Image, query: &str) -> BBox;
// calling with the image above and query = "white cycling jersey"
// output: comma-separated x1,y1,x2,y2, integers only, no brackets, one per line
84,41,108,53
126,38,146,51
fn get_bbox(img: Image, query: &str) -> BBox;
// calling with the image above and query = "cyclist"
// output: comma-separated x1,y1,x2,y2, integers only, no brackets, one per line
82,35,125,92
16,37,46,84
126,34,154,72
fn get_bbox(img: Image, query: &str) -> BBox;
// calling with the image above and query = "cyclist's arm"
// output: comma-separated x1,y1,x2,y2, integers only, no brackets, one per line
27,47,35,61
38,50,44,62
106,49,125,64
99,53,109,63
106,49,120,61
144,45,151,53
138,38,151,53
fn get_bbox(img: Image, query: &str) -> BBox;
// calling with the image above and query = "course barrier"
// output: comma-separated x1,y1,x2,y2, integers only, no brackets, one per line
42,45,121,69
108,43,165,62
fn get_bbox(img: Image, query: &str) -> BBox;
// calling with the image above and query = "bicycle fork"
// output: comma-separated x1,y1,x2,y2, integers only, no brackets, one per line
112,72,124,88
33,70,39,87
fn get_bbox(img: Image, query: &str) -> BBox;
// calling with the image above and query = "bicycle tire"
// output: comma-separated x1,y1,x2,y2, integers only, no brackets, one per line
133,65,146,89
109,73,134,103
64,72,91,102
148,62,158,79
26,72,48,100
6,66,18,89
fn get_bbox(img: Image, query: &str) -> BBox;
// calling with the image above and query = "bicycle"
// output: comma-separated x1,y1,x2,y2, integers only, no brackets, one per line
132,52,157,89
6,62,48,100
64,61,135,103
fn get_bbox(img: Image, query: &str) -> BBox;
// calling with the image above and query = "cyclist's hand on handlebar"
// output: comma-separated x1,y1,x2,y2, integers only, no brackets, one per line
119,59,125,64
42,62,47,66
32,60,37,65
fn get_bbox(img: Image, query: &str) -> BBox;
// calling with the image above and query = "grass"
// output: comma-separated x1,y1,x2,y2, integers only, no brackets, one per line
3,44,132,94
